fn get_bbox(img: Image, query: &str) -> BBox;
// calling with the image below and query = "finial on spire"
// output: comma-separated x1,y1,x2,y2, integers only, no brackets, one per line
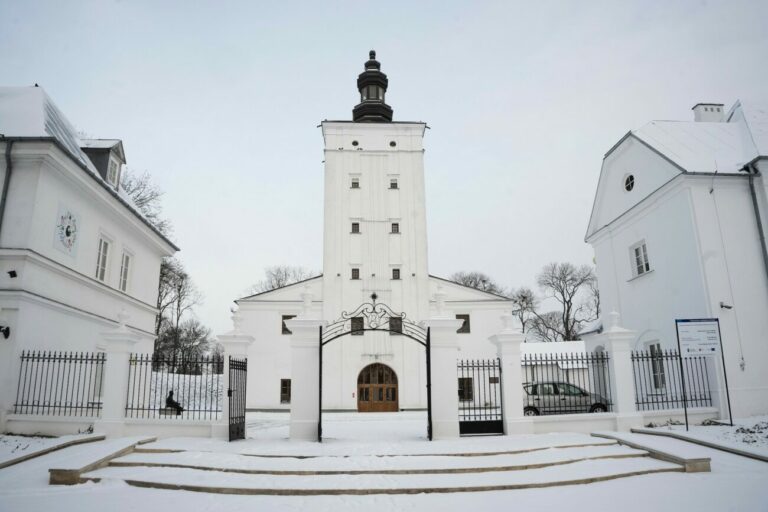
369,50,376,59
353,49,392,122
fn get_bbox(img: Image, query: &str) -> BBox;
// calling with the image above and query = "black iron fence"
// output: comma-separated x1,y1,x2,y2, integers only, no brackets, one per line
14,350,105,416
631,349,713,410
125,353,224,420
522,352,612,415
457,358,503,435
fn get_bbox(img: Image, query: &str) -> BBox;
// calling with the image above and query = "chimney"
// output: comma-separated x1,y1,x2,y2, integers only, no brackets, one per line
692,103,725,122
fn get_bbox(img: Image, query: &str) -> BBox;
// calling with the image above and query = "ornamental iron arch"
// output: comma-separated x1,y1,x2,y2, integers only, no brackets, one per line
318,293,432,442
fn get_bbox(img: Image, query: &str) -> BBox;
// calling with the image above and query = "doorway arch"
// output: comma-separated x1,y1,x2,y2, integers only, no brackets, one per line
357,363,398,412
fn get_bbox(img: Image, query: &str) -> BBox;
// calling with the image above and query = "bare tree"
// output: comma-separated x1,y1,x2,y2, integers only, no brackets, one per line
449,271,507,296
509,287,538,333
529,311,564,343
530,262,596,341
120,168,172,236
586,276,600,321
246,265,316,295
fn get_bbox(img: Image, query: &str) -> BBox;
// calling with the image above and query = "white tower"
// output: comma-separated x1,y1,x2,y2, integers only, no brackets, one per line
320,51,430,409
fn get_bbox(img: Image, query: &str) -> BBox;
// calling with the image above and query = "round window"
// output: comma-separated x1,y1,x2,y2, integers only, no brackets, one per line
624,174,635,192
352,140,359,146
389,141,397,147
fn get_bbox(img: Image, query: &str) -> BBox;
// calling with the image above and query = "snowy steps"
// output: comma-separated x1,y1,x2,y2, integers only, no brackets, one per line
48,436,156,485
79,441,685,495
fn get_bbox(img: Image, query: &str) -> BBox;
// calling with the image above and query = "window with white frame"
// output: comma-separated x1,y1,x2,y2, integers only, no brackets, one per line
648,342,666,390
351,177,360,189
389,178,398,189
107,159,120,186
119,252,131,292
95,237,110,282
631,241,650,277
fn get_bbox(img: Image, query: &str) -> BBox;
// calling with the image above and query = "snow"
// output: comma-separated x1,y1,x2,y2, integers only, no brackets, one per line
0,434,96,466
642,415,768,458
1,412,768,511
127,371,223,420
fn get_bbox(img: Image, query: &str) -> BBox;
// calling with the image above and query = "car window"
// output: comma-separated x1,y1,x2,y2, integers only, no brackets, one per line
523,384,536,395
539,383,556,395
558,383,584,396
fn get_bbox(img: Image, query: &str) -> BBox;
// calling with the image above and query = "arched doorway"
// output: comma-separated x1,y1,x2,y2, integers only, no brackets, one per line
357,363,398,412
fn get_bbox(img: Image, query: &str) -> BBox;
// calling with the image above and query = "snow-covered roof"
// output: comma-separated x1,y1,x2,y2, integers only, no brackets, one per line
630,100,768,174
80,138,121,149
0,86,98,173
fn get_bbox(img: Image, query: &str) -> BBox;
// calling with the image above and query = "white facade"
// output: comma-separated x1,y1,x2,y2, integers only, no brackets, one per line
233,55,512,411
0,87,178,430
585,100,768,417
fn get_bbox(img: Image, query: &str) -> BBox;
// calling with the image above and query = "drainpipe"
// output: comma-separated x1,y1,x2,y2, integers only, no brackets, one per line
746,160,768,286
0,140,13,240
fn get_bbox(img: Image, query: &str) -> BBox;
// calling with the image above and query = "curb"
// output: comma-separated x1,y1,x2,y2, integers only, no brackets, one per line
591,432,710,472
630,428,768,463
0,434,106,470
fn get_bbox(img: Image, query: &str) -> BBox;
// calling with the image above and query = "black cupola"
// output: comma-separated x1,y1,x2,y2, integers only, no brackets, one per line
352,50,393,122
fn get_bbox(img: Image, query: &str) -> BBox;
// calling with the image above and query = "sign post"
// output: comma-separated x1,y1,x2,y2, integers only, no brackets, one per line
675,319,733,430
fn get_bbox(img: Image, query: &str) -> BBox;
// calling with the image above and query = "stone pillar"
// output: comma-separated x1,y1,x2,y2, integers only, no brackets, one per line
490,313,534,435
216,308,254,439
602,311,643,430
286,288,324,441
425,286,462,439
95,310,140,438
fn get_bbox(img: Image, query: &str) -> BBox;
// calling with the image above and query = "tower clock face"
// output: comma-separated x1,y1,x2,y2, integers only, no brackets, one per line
55,209,79,254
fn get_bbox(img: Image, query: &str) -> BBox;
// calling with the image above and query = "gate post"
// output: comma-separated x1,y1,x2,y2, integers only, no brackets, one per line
490,312,533,435
425,287,462,439
286,288,324,441
95,310,140,438
217,309,254,440
601,311,643,430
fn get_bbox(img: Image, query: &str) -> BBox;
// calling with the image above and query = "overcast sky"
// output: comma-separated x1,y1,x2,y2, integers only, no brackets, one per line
2,0,767,334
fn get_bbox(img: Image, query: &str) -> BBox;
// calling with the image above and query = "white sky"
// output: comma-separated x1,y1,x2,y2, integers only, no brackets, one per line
2,1,767,334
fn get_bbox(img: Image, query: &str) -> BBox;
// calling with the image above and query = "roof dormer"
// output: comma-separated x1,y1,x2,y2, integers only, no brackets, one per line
80,139,126,190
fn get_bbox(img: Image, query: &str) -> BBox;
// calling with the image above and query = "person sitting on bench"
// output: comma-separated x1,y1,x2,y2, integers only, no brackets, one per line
166,390,184,415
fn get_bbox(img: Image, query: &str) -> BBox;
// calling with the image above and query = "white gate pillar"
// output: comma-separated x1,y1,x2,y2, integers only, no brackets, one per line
286,288,324,441
425,287,462,439
95,310,140,438
602,311,643,430
490,313,534,435
217,309,254,439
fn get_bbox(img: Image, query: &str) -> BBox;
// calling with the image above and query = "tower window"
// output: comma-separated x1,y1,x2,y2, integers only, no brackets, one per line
392,268,400,280
351,268,360,280
389,141,397,147
351,222,360,233
280,379,291,403
351,177,360,189
390,178,398,189
624,174,635,192
391,223,399,234
352,140,359,147
389,317,402,335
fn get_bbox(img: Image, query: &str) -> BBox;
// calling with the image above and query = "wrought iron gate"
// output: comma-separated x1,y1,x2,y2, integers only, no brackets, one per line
457,358,504,435
228,356,247,441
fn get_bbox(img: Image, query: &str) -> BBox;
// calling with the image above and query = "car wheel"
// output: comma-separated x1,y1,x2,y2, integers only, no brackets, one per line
590,404,607,413
524,407,540,416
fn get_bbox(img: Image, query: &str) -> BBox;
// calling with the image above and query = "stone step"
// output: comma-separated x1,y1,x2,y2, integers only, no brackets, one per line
112,443,648,475
82,456,682,495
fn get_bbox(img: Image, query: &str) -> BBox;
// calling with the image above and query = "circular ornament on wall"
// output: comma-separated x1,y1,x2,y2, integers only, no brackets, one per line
55,209,79,253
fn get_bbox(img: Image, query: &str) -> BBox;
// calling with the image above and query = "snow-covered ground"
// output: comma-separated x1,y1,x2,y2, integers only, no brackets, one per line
0,412,767,511
0,433,96,466
646,415,768,458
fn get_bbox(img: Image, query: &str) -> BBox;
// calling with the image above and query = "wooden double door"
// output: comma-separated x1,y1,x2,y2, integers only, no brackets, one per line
357,363,398,412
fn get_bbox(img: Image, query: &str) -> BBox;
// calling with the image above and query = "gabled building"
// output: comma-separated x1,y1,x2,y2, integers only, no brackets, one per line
232,53,512,411
0,86,179,429
585,100,768,417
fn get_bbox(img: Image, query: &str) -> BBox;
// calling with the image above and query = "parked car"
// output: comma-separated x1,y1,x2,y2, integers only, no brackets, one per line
522,381,609,416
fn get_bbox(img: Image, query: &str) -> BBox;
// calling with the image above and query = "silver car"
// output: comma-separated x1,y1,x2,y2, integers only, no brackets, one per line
523,381,609,416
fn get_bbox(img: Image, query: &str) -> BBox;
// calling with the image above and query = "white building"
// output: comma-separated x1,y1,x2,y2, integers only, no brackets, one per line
0,86,178,429
585,100,768,417
233,52,512,412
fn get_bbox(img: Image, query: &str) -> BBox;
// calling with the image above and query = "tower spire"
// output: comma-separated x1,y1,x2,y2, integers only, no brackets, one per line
352,50,393,122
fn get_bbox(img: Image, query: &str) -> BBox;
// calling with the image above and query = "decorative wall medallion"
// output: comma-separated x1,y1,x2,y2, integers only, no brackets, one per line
55,208,79,255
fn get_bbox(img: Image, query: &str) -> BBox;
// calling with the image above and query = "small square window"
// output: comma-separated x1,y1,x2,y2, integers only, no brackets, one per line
456,314,470,333
282,315,296,335
390,179,398,189
351,268,360,280
351,316,364,335
391,223,399,234
280,379,291,404
351,177,360,189
351,222,360,233
392,268,400,280
389,317,402,335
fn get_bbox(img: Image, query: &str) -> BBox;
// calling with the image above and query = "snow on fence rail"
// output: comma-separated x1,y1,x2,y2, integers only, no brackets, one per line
125,353,224,420
13,351,105,416
631,349,713,411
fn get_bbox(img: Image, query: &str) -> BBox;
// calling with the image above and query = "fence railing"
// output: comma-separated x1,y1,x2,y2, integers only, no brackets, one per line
522,352,612,415
14,350,105,416
457,359,503,434
631,349,713,411
125,353,224,420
